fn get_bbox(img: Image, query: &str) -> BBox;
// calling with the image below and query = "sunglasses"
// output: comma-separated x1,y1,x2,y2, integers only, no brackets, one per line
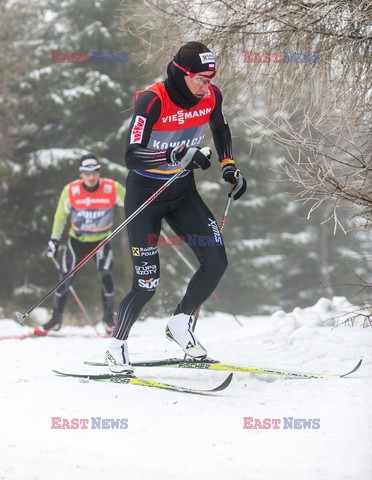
80,170,100,176
172,60,216,85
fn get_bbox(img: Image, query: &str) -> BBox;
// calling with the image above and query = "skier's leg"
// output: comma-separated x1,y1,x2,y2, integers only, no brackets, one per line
113,218,161,341
107,216,162,371
96,242,116,333
106,173,166,372
167,191,228,315
34,237,78,335
164,191,228,357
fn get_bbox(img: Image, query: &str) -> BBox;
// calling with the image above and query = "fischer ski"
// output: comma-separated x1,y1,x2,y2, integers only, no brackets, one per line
84,358,362,379
52,370,233,395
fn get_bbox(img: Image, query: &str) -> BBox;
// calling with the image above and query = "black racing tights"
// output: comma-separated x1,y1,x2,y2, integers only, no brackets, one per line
114,171,228,340
52,236,115,316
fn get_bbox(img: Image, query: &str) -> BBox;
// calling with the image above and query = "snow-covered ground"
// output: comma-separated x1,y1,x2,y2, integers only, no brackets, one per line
1,298,371,480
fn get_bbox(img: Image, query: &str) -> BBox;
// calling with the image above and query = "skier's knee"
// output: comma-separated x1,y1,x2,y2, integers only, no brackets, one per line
213,255,228,279
206,251,228,280
100,271,114,293
132,279,159,304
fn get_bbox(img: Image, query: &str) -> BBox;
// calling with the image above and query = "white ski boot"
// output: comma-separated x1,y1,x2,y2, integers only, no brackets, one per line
105,338,134,374
165,313,207,359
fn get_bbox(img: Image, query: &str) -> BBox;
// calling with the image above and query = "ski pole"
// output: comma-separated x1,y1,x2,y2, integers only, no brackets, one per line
49,255,99,335
161,227,243,326
16,167,189,325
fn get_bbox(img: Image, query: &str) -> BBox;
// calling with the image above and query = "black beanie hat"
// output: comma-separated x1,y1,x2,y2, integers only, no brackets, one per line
176,42,216,74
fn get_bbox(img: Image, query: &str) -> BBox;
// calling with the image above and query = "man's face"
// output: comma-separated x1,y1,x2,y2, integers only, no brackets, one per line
184,70,214,99
80,171,100,188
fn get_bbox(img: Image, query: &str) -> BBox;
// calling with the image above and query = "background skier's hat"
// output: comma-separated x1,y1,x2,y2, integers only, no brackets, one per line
79,154,100,173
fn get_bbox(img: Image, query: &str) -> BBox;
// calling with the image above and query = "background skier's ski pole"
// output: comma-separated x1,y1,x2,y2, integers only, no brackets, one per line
16,168,188,325
49,255,99,335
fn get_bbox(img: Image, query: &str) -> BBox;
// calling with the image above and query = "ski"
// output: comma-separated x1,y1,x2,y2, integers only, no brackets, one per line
0,333,66,340
52,369,233,395
0,332,109,341
84,358,362,379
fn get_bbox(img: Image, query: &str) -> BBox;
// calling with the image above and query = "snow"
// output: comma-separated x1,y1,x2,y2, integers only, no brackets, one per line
240,196,267,208
281,231,315,244
26,148,86,175
240,237,272,250
1,297,371,480
85,70,119,91
116,116,132,139
27,66,53,81
62,85,96,100
250,254,283,266
198,180,221,194
83,21,111,39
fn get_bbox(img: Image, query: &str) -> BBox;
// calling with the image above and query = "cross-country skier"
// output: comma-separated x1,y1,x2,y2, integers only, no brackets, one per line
34,154,126,336
106,41,246,373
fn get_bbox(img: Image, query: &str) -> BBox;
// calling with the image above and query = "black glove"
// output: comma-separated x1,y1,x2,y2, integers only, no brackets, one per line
167,146,211,170
228,170,247,201
222,162,247,200
222,163,238,185
47,238,59,259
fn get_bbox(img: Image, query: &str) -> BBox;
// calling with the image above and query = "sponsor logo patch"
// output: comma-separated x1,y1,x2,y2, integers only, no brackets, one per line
71,185,80,196
75,198,110,206
161,108,211,125
135,262,157,275
138,277,159,290
130,115,146,144
103,184,113,193
132,246,158,257
199,52,215,64
208,218,223,245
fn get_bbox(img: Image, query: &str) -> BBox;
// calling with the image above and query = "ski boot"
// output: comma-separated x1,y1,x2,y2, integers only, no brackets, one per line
34,311,63,336
166,313,207,359
105,338,134,375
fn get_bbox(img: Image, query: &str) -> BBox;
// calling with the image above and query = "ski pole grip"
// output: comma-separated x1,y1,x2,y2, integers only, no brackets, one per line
180,147,198,169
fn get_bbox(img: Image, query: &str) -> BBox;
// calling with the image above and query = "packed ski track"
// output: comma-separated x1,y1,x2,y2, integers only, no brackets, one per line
1,297,371,480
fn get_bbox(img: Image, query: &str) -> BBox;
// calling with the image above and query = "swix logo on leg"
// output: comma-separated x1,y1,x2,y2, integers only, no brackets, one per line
130,116,146,144
207,218,223,245
138,277,159,290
